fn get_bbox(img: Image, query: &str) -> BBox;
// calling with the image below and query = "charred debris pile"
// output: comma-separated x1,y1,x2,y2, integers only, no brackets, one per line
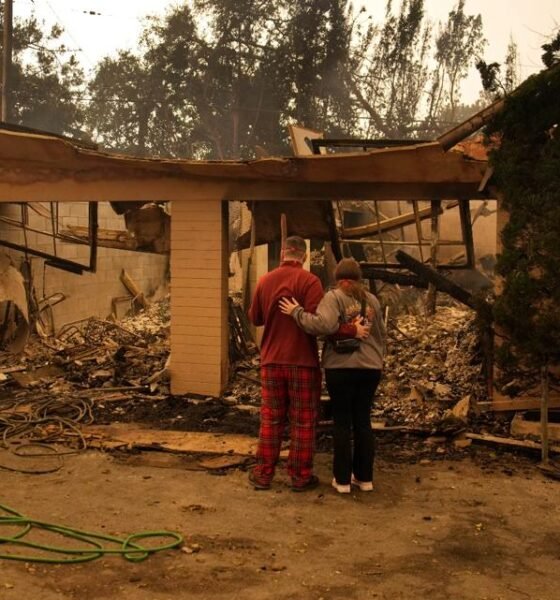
0,299,171,400
378,304,487,429
0,295,507,442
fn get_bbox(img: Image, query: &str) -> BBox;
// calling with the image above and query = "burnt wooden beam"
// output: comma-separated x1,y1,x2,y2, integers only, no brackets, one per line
395,250,476,308
437,98,505,151
465,432,560,455
60,225,137,250
360,266,428,288
458,199,475,269
327,201,343,261
342,201,459,239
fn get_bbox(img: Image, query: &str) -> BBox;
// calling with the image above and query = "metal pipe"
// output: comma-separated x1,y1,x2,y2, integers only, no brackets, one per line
0,239,85,273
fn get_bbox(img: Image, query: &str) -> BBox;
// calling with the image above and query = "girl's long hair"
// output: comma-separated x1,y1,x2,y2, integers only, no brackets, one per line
334,258,367,302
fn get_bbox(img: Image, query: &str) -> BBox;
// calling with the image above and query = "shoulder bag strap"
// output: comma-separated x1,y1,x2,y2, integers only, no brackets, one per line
360,297,366,318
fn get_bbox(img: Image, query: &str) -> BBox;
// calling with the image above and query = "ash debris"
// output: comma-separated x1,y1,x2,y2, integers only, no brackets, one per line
376,304,487,431
0,294,506,445
0,298,171,401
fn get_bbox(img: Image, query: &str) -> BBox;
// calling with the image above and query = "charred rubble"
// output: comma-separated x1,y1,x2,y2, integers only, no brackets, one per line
0,293,527,465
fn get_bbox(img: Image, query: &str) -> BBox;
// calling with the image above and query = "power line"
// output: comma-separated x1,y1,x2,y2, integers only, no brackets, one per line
15,0,116,17
71,95,460,122
43,0,95,68
36,0,137,19
50,7,119,18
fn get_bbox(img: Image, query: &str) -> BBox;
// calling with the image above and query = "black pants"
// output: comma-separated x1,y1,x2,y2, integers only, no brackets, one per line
325,368,381,485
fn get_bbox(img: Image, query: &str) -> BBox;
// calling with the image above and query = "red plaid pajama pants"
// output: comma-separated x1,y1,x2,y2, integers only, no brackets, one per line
253,364,321,486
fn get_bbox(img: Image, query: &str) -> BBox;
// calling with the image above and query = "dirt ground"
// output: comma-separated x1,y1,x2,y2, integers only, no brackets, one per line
2,448,559,600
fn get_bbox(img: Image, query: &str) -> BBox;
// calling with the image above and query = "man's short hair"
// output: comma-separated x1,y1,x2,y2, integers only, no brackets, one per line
284,236,307,259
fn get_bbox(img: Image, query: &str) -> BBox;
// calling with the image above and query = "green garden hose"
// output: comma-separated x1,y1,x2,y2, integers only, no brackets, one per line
0,502,183,563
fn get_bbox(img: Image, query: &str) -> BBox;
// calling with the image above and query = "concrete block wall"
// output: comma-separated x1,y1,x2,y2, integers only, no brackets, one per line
0,202,168,330
170,200,229,397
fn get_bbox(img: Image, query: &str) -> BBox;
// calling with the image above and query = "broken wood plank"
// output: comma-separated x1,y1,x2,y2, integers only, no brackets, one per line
466,432,560,454
111,296,133,321
485,393,560,412
120,269,148,309
342,201,459,239
147,361,170,385
0,365,27,374
83,424,260,456
510,412,560,443
60,225,138,251
537,462,560,481
371,422,412,432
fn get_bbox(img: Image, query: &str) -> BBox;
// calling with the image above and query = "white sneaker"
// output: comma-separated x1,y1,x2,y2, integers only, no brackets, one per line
351,475,374,492
331,478,351,494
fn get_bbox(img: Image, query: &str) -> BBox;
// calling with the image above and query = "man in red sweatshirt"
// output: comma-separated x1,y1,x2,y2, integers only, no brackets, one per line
248,236,323,491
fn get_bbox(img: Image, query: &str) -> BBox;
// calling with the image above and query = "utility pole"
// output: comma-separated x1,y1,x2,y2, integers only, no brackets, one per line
2,0,13,122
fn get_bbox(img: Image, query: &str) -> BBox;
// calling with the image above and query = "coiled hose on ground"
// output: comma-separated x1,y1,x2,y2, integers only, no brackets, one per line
0,502,183,563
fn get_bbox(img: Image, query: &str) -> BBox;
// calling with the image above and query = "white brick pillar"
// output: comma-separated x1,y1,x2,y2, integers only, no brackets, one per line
170,200,229,396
